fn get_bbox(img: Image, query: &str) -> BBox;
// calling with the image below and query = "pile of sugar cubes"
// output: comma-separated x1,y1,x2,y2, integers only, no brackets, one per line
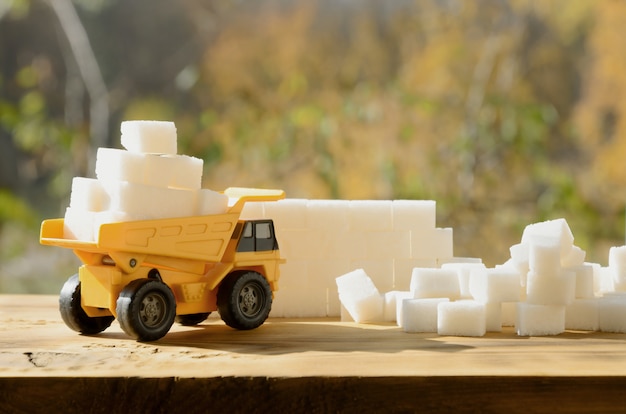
337,218,626,336
64,121,228,241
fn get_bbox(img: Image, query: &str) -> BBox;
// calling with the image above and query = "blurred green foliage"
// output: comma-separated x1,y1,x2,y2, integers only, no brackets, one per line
1,0,626,293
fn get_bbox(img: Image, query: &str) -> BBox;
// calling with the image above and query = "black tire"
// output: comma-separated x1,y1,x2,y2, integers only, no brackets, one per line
59,274,114,335
217,271,272,330
116,279,176,342
175,312,210,326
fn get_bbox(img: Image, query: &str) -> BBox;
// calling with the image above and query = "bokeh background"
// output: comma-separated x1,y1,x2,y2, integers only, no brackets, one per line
1,0,625,293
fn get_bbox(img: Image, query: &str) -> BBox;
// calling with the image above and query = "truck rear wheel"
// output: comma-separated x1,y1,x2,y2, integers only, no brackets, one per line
176,313,210,326
116,279,176,342
217,271,272,330
59,274,114,335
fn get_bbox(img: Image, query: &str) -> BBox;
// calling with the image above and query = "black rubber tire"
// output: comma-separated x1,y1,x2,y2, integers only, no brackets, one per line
217,271,272,330
59,274,114,335
116,279,176,342
175,312,210,326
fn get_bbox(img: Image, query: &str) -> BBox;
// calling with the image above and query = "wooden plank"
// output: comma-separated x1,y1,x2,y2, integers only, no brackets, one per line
2,295,626,412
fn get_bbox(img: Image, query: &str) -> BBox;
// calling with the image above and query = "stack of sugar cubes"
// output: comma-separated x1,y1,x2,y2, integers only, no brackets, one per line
64,121,228,241
336,217,626,337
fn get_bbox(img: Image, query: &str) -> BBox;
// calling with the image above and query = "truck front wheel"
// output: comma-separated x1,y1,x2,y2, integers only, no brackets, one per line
217,271,272,330
59,274,114,335
116,279,176,342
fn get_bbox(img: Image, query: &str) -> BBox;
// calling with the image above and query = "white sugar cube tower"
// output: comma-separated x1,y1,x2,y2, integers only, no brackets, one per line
64,121,228,241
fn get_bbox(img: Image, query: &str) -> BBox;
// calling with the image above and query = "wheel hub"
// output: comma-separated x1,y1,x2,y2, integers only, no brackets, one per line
240,284,260,316
140,293,165,327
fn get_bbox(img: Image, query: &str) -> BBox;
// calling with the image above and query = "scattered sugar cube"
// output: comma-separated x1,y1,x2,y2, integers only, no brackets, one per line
516,303,565,336
69,177,109,212
402,298,449,333
565,299,599,331
392,291,413,326
521,218,574,257
527,236,561,276
121,120,177,154
567,264,595,299
526,270,575,306
609,246,626,291
410,268,460,299
441,262,486,299
437,300,486,337
562,245,586,268
336,269,384,323
598,294,626,333
501,302,517,327
485,302,502,332
469,267,521,303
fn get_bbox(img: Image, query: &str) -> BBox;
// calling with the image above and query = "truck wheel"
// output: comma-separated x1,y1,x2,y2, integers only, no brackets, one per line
217,271,272,330
116,279,176,342
175,313,210,326
59,274,114,335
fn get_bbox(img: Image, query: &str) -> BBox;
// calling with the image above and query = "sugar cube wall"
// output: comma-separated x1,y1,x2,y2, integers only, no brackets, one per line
261,198,452,317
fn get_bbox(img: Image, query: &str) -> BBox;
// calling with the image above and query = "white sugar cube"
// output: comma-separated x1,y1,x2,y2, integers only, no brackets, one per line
565,299,599,331
143,154,177,188
307,200,349,231
526,270,575,306
349,200,393,232
469,267,521,303
196,189,229,215
562,245,586,268
437,300,486,337
527,236,561,276
63,207,95,241
264,199,308,230
385,290,411,326
104,181,196,220
167,155,203,189
240,202,265,220
392,291,414,326
441,262,486,299
121,120,177,154
609,246,626,290
567,264,595,299
402,298,448,333
410,268,460,299
485,302,502,332
392,200,436,231
521,218,574,257
93,210,135,241
95,148,145,183
336,269,383,323
598,294,626,333
69,177,109,212
501,302,517,327
516,303,565,336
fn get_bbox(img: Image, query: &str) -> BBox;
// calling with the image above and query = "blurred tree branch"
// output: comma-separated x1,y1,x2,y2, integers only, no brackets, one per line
47,0,108,174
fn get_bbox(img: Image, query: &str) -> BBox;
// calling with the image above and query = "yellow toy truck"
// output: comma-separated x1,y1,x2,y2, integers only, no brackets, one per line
40,187,285,341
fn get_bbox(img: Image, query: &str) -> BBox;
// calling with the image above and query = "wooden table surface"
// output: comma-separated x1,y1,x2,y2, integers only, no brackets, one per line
2,294,626,413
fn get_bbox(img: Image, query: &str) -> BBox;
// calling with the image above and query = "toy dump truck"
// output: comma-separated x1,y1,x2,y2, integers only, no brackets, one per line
40,187,285,341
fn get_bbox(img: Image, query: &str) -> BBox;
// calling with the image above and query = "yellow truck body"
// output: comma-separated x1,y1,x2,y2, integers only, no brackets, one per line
40,187,285,341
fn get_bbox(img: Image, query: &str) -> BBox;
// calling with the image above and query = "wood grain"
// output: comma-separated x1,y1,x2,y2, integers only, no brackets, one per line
2,295,626,413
